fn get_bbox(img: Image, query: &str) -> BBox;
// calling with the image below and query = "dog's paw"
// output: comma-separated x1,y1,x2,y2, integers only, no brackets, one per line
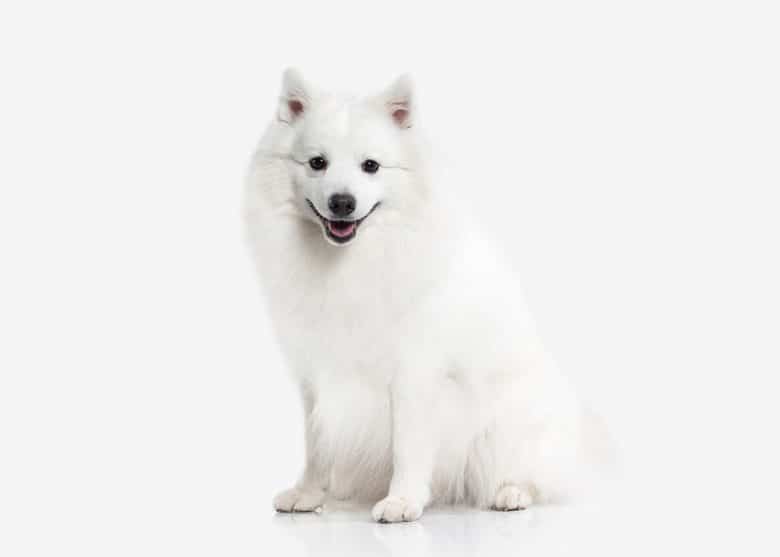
492,484,534,511
372,495,424,523
273,487,326,513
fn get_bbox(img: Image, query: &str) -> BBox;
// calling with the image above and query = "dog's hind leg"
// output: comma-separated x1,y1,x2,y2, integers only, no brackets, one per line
492,483,536,511
466,410,585,510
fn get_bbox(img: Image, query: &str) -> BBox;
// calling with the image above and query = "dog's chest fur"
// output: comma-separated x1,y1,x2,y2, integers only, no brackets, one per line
257,215,444,386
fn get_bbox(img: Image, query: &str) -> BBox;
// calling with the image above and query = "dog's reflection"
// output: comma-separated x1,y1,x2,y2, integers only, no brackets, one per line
271,505,542,557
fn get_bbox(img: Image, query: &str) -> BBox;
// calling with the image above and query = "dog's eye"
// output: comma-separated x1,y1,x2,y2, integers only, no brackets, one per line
361,159,380,174
309,157,328,171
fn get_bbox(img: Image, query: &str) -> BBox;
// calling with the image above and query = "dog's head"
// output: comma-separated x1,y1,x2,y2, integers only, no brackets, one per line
271,69,422,246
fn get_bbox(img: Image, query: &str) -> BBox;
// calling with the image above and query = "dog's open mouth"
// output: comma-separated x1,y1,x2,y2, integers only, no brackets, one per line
306,199,380,245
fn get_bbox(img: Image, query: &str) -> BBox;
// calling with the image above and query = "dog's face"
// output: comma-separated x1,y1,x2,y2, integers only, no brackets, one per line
275,69,419,246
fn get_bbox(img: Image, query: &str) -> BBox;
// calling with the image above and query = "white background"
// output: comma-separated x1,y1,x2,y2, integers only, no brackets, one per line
1,1,779,555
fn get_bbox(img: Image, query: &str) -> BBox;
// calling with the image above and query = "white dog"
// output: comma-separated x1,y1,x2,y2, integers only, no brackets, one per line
244,69,609,522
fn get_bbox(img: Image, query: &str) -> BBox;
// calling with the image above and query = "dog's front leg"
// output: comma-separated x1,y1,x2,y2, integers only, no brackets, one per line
273,382,328,513
372,372,438,523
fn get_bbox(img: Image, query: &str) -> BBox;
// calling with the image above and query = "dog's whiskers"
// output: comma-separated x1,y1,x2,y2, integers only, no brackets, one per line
254,150,306,165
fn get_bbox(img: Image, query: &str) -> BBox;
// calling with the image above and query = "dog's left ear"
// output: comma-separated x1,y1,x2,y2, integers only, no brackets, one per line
375,74,414,129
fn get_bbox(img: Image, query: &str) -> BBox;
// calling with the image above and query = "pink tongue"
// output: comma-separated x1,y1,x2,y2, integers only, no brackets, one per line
327,221,356,238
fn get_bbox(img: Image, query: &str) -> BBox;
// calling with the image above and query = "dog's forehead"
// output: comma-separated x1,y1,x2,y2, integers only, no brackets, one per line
302,98,393,148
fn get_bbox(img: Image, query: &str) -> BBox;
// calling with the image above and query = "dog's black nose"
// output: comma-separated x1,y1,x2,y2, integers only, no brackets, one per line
328,193,356,217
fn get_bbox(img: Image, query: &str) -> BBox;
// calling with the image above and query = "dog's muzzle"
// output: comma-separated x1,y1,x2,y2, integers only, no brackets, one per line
306,199,380,245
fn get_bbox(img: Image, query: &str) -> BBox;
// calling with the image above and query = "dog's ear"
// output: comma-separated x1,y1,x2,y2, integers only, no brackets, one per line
278,68,312,124
376,74,414,129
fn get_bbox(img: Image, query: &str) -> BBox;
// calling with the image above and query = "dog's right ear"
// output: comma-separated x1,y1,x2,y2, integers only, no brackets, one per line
278,68,311,124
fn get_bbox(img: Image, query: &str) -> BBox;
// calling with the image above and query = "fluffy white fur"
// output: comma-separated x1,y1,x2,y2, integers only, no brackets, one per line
244,69,608,522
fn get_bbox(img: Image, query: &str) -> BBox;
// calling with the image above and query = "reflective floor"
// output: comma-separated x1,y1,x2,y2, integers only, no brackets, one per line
264,486,767,557
268,501,635,556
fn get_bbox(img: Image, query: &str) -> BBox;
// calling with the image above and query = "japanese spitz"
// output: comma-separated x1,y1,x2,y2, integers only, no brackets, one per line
244,69,610,522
